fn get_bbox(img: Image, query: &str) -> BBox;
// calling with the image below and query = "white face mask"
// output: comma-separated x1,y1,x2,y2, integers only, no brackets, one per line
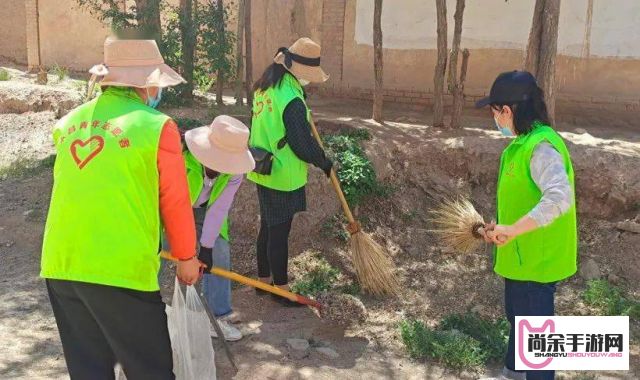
299,79,310,87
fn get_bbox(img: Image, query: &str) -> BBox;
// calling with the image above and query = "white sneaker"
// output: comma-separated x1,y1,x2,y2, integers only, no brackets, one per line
210,319,243,342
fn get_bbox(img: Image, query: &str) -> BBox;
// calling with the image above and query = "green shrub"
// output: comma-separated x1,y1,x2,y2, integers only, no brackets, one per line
322,130,388,206
291,257,340,297
0,69,10,81
50,64,68,81
400,319,486,371
583,279,640,319
439,312,509,362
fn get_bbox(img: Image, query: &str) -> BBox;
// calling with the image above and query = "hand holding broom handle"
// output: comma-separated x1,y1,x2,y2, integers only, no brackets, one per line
159,251,321,309
308,117,360,234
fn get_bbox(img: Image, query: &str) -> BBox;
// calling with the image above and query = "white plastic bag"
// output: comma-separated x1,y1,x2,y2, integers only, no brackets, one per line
168,277,217,380
116,278,216,380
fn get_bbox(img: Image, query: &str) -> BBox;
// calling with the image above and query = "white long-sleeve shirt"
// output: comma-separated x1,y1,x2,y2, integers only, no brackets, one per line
527,142,574,226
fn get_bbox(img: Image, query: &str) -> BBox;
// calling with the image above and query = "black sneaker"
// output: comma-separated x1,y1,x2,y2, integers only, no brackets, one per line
255,282,272,296
270,293,306,307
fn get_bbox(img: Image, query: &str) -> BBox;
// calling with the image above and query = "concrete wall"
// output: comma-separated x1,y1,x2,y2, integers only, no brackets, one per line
1,0,28,64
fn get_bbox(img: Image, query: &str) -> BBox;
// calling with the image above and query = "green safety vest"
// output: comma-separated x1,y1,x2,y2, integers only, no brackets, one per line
41,87,168,291
494,123,577,283
247,73,309,191
184,150,231,241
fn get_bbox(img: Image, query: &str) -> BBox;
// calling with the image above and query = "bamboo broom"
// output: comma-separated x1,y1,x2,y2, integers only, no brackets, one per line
308,117,399,297
429,197,504,253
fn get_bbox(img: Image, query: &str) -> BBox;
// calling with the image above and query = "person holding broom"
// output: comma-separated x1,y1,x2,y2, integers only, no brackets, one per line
40,37,202,379
177,115,255,341
476,71,577,380
247,37,333,306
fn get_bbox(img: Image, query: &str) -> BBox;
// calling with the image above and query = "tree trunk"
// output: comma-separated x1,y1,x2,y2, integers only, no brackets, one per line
244,0,253,107
433,0,447,128
234,0,246,105
372,0,383,122
135,0,162,39
216,0,225,105
447,0,465,92
179,0,195,100
451,49,469,129
524,0,560,123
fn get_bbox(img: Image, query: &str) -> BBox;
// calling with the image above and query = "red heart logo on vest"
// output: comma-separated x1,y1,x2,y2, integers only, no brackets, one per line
70,136,105,169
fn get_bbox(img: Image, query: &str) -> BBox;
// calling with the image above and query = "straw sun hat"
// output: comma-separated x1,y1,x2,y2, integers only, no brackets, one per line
185,116,255,175
274,37,329,84
88,37,185,88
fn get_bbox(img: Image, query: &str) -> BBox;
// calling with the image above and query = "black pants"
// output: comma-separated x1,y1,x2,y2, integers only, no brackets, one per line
46,279,174,380
256,217,293,285
504,278,556,380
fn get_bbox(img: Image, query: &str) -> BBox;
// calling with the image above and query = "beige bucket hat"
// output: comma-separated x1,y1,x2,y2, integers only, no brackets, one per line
185,116,255,175
274,37,329,84
88,37,185,88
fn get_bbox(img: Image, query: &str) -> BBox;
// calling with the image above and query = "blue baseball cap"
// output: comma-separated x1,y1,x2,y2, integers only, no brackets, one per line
475,71,538,108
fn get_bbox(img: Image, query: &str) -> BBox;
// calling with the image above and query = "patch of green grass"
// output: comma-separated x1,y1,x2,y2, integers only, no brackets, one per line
0,155,56,180
583,279,640,320
335,282,361,296
321,214,349,242
0,68,10,81
72,80,87,93
400,319,486,371
322,130,388,207
291,257,340,297
50,64,68,81
439,312,509,362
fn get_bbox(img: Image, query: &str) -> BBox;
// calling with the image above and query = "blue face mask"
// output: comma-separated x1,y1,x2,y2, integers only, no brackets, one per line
146,88,163,108
493,110,514,137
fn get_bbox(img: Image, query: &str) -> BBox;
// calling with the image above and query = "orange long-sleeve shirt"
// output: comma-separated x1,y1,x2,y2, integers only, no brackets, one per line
158,119,197,260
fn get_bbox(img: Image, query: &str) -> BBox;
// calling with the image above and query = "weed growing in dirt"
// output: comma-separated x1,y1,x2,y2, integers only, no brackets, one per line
583,279,640,319
400,319,486,371
321,214,349,242
0,155,56,179
439,312,509,362
0,69,10,81
50,64,69,81
291,257,340,297
322,129,389,206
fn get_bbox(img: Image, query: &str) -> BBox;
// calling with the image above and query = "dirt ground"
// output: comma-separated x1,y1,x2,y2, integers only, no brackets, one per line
1,66,639,379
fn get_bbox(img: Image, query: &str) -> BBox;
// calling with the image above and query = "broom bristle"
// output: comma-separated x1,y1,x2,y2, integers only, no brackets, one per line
350,231,399,297
429,197,486,254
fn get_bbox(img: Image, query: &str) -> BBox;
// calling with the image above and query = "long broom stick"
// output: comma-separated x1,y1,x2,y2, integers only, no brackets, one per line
308,117,398,296
160,251,321,309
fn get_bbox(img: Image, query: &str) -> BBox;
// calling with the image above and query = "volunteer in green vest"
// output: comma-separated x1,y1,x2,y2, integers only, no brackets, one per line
180,115,255,341
40,37,201,379
476,71,577,380
247,38,333,307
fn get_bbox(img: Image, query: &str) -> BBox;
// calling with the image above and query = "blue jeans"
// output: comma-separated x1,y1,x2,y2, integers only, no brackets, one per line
161,207,233,318
201,237,232,317
504,278,556,380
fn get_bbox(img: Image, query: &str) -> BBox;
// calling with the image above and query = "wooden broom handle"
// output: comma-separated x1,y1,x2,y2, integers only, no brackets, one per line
160,251,321,308
308,116,359,232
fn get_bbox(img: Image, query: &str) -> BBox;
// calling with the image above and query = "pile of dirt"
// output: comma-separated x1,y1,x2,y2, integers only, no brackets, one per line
0,81,83,118
0,111,57,167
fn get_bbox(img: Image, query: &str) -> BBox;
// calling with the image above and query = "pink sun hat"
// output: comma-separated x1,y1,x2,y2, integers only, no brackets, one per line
185,115,255,175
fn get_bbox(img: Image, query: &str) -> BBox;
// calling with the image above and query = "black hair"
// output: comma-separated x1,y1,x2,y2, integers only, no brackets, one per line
252,63,288,93
490,85,550,135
